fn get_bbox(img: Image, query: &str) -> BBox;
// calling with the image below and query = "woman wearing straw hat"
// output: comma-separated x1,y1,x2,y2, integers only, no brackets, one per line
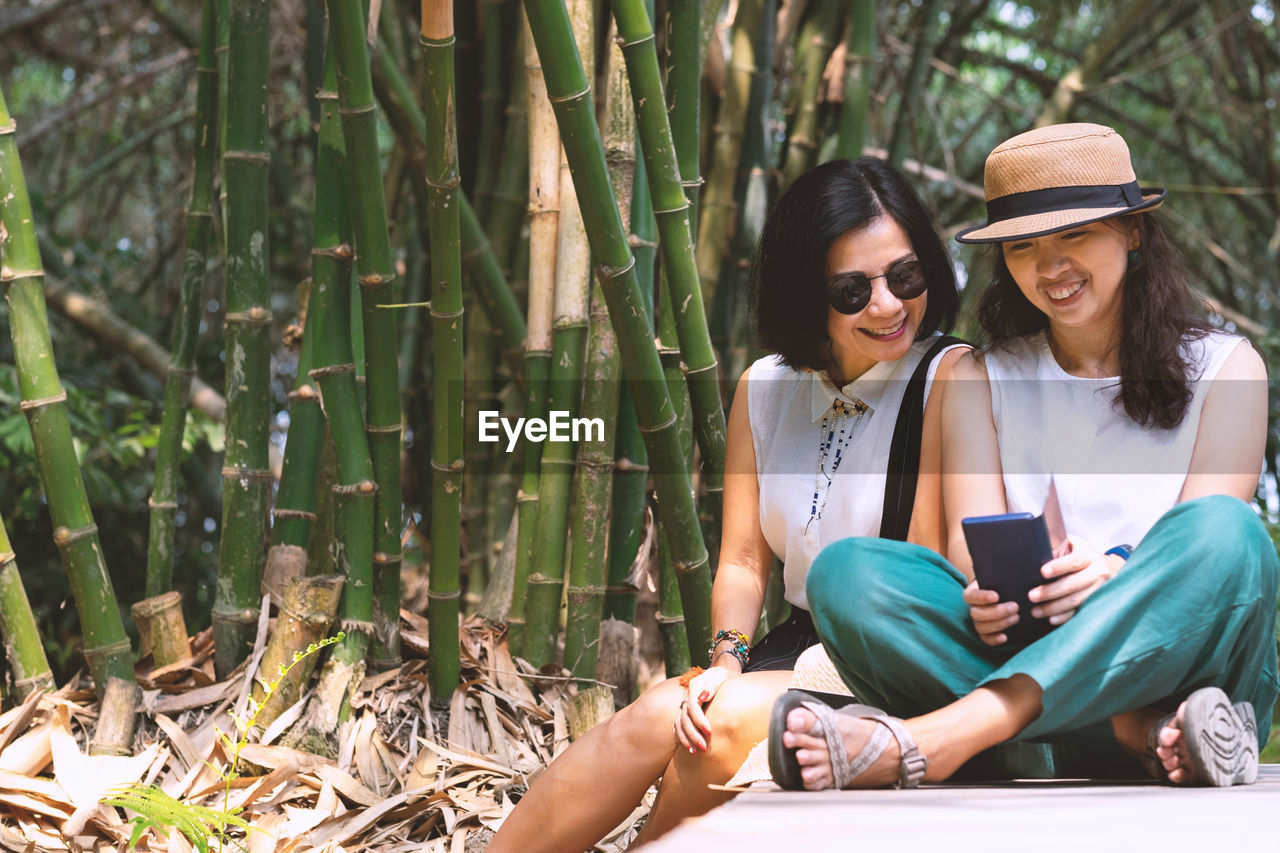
490,157,968,851
770,123,1277,790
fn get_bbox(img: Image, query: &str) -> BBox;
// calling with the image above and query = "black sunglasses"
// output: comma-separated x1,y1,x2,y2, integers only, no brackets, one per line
826,260,929,315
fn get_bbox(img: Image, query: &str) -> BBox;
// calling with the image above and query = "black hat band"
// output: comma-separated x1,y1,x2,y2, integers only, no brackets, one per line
985,181,1145,224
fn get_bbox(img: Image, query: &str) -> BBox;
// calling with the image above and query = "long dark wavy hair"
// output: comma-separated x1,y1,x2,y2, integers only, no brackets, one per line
753,157,959,373
977,213,1211,430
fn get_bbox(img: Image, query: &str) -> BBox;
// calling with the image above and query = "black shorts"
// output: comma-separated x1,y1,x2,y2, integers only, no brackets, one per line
742,607,819,672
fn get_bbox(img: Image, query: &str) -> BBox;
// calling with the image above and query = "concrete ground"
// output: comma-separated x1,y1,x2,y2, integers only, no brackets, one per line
642,765,1280,852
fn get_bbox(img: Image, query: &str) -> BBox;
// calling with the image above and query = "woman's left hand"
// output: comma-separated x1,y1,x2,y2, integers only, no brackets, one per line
1028,535,1123,625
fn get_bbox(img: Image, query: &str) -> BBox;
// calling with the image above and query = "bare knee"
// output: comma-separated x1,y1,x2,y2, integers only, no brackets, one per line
603,676,684,750
701,672,789,752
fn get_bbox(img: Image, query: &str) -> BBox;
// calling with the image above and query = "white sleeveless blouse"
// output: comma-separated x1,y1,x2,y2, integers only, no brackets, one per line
984,329,1246,548
747,335,965,609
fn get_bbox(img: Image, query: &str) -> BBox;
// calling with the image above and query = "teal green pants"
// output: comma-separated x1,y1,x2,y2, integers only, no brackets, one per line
807,495,1279,775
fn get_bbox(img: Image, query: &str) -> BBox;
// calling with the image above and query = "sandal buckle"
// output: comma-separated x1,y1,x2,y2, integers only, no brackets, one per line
897,749,927,789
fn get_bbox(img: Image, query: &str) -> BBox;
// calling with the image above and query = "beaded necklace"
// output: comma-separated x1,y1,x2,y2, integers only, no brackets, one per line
806,397,869,533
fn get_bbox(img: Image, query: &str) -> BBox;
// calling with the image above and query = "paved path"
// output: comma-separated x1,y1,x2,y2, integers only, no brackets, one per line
643,766,1280,852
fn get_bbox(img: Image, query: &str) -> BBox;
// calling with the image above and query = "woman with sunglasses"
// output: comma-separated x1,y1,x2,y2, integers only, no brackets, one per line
771,123,1276,791
489,157,966,851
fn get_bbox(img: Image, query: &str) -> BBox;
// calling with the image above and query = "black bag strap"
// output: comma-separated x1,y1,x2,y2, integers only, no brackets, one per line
878,335,966,541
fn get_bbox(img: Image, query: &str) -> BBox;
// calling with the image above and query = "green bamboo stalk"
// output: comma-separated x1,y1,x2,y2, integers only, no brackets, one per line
665,0,702,224
780,0,842,188
612,0,727,547
473,0,507,220
484,44,529,273
0,85,134,694
308,46,376,679
146,0,219,599
214,0,272,677
563,27,630,679
369,46,528,374
215,0,230,153
422,0,464,694
0,518,55,697
462,300,496,613
602,130,654,625
886,0,943,169
695,0,762,301
834,0,874,159
264,293,323,595
523,0,713,658
521,0,594,669
508,13,559,654
655,282,693,676
329,0,406,668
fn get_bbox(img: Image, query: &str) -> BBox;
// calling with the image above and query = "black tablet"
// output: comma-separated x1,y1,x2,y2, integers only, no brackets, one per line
961,512,1055,647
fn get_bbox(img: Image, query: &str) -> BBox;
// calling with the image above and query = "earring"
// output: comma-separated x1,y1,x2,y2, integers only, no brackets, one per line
1127,248,1140,265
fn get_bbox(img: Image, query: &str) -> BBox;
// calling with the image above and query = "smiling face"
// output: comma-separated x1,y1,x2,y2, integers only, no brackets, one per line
999,219,1137,334
823,215,928,385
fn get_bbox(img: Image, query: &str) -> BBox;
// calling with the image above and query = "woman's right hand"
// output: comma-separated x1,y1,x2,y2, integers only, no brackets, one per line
963,580,1020,646
674,665,737,752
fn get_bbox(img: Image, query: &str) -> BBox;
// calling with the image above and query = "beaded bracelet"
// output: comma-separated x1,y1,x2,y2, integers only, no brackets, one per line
708,628,751,668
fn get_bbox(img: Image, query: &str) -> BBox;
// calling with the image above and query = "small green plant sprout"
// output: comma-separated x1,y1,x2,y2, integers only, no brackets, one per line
105,631,345,852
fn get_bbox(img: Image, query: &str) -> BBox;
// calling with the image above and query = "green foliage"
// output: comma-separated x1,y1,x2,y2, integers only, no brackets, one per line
103,632,344,851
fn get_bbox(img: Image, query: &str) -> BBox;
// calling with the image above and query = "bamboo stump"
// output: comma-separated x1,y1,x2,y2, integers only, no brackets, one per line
131,591,192,667
567,686,614,741
597,618,639,709
262,544,308,608
88,676,142,756
252,574,344,730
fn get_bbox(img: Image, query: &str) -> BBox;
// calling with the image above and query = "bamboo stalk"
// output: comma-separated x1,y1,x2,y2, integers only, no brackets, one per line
886,0,943,168
292,42,378,746
655,282,693,676
564,27,630,679
0,84,134,694
834,0,874,159
508,12,559,654
422,0,464,694
780,0,841,187
146,0,219,599
695,0,762,300
521,0,594,670
484,44,529,275
612,0,727,545
215,0,273,678
462,300,496,613
523,0,713,657
0,518,54,697
131,591,192,668
474,0,507,220
329,0,405,668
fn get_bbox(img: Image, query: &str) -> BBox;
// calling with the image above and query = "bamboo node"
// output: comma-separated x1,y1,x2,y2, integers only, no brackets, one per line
605,584,640,595
52,524,98,546
272,508,319,521
373,552,403,565
425,175,462,191
426,589,461,602
82,638,133,663
681,178,705,189
187,210,214,220
309,363,356,378
430,459,466,474
365,423,403,435
289,385,320,402
674,553,710,575
616,32,657,49
652,201,690,216
596,256,637,281
0,267,44,285
225,308,274,326
684,361,720,379
627,235,658,250
13,673,53,691
0,552,15,568
359,271,395,287
147,498,179,510
337,103,377,117
655,614,686,626
549,84,591,105
0,120,16,135
167,364,197,377
614,458,650,473
340,619,376,635
211,605,259,627
19,390,68,412
333,480,378,496
220,466,275,482
430,306,465,320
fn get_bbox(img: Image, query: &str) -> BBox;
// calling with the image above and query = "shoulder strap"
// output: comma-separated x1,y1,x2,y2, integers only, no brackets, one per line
878,336,965,541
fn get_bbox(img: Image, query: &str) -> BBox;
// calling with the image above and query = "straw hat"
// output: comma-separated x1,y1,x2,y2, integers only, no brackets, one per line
955,123,1165,244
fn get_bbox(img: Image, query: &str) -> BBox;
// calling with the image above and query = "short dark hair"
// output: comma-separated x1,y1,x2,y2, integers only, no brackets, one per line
977,213,1211,429
752,157,959,372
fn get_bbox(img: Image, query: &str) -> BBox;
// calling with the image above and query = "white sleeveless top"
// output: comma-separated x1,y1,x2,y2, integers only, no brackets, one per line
748,335,965,609
984,329,1245,548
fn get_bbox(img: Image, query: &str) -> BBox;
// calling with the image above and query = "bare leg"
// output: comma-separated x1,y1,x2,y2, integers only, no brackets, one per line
488,678,685,853
783,674,1044,788
633,670,792,845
